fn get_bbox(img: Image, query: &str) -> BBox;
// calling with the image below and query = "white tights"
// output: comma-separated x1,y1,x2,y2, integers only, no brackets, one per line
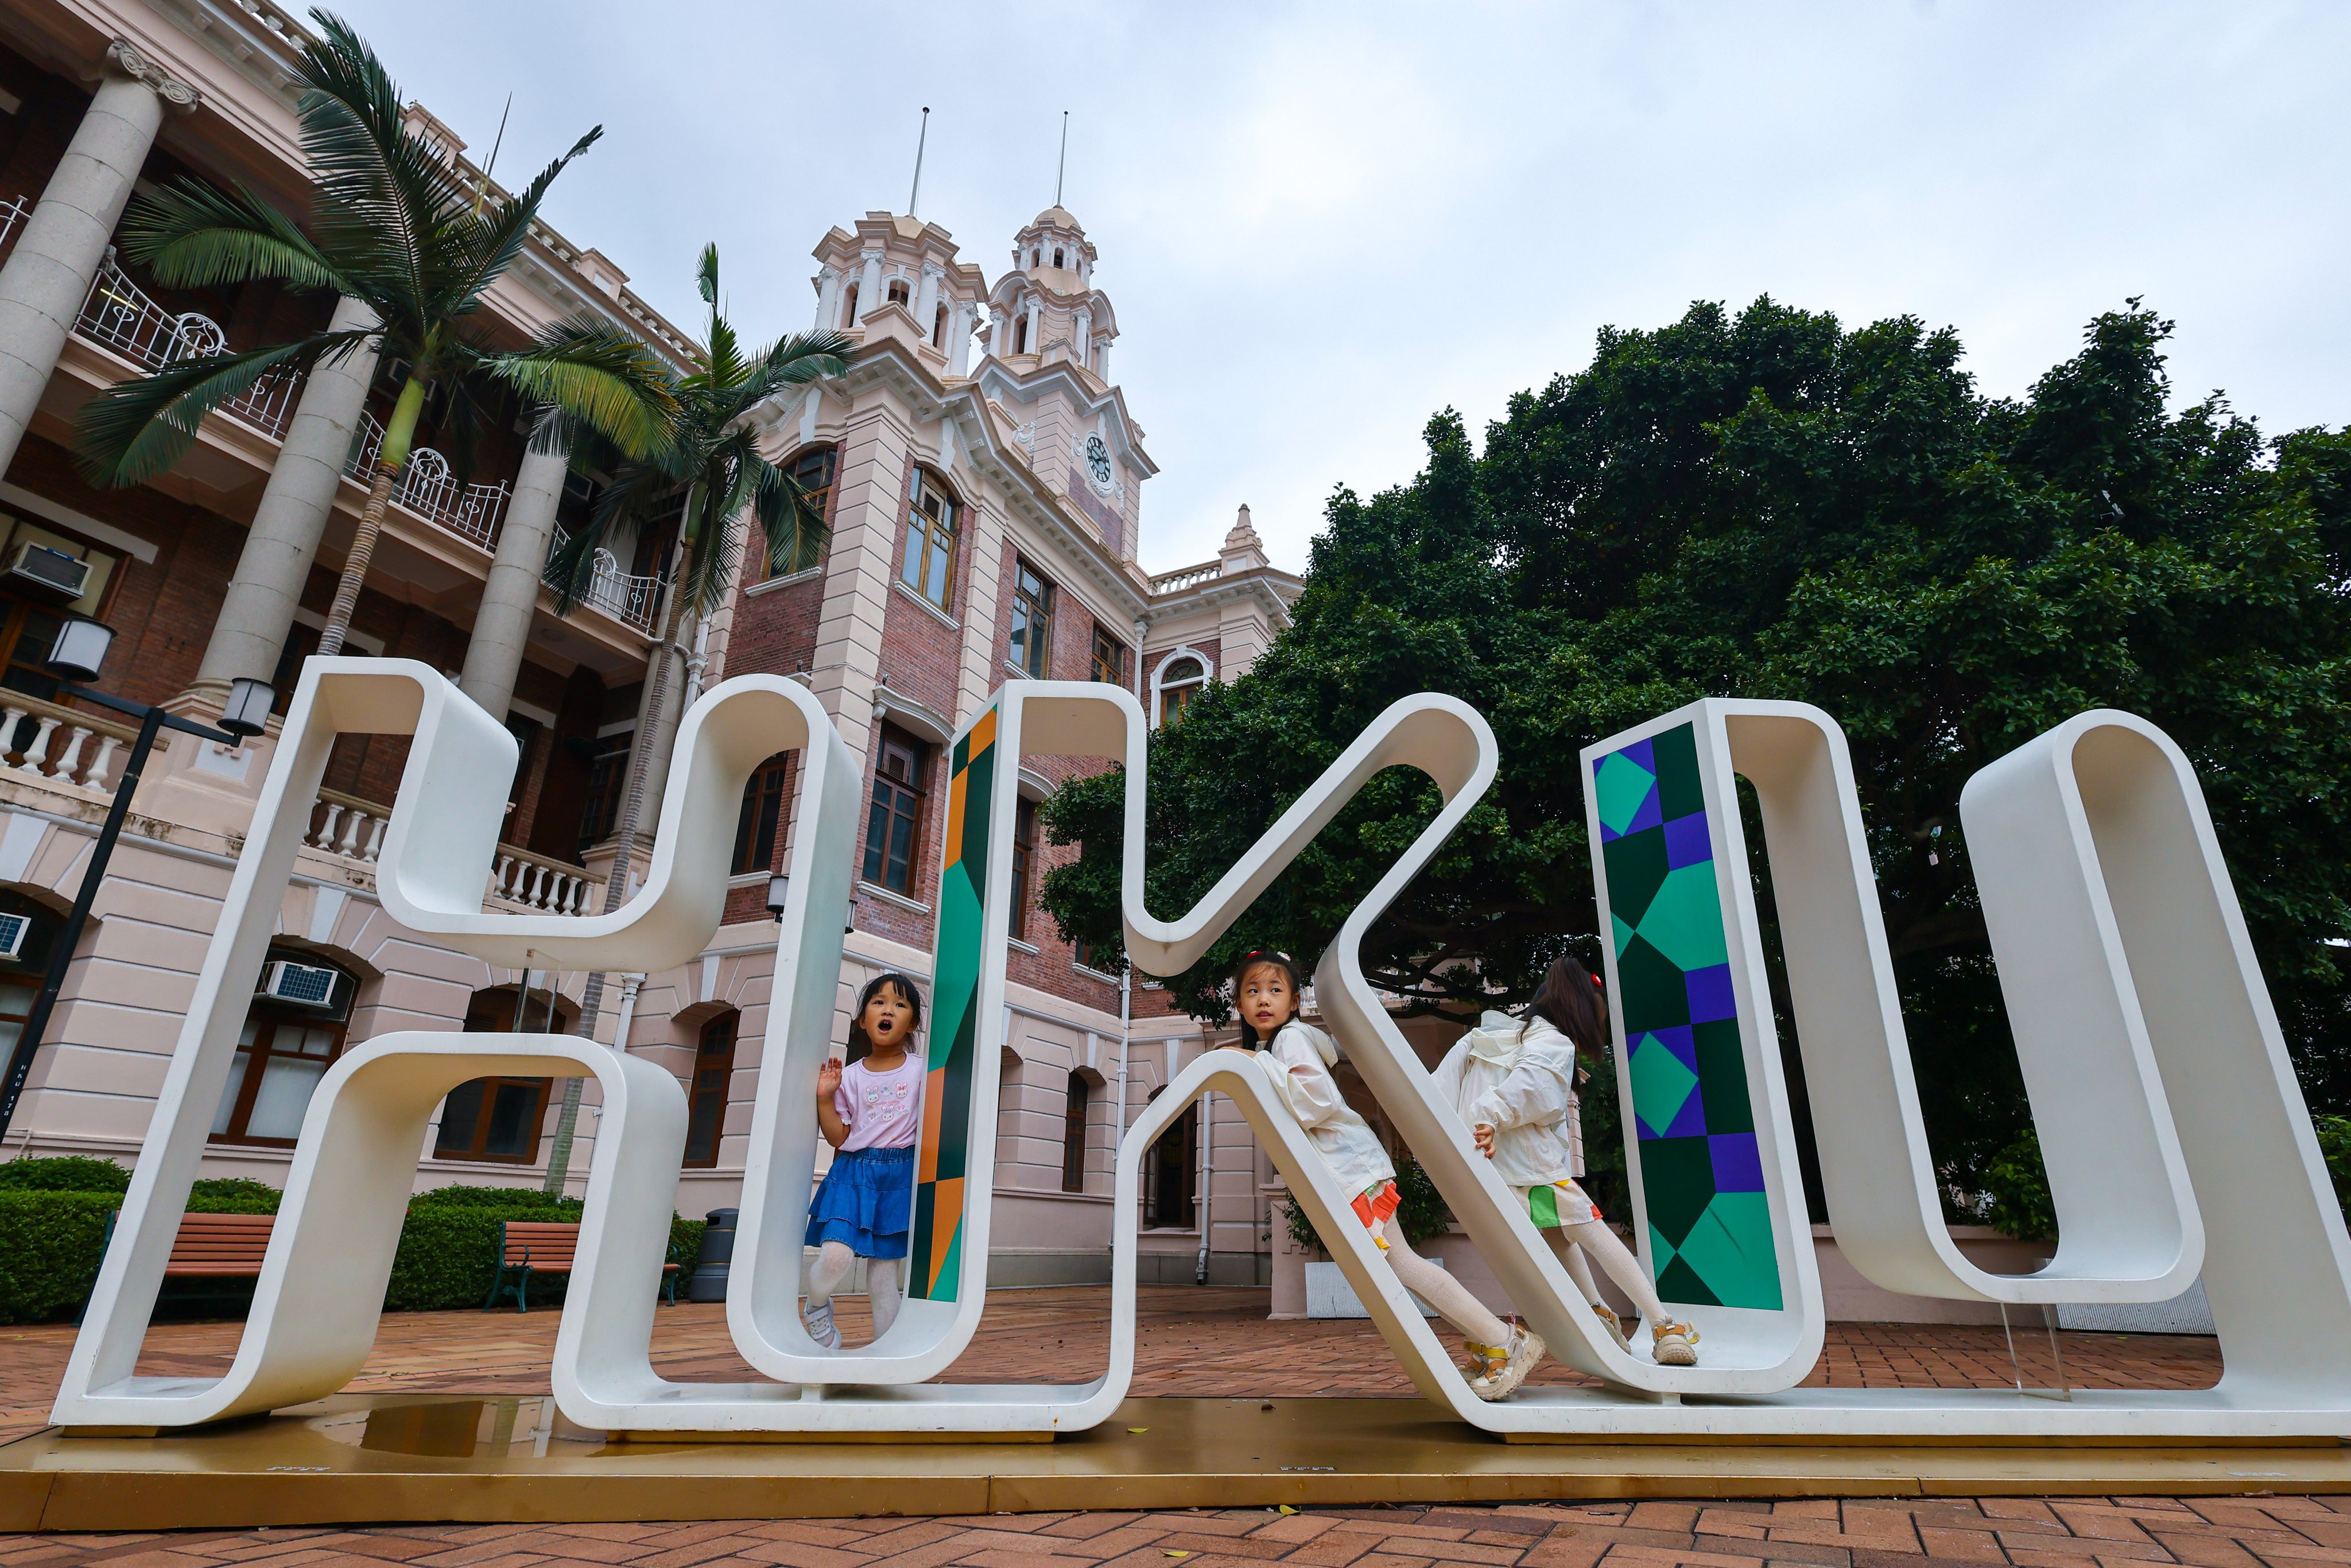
1547,1218,1671,1328
1371,1218,1512,1348
806,1240,905,1342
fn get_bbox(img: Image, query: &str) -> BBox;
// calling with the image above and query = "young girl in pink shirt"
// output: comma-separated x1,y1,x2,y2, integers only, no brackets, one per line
803,972,926,1350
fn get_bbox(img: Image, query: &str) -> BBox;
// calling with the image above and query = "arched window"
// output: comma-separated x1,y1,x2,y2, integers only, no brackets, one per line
1052,247,1065,269
1012,314,1029,355
684,1012,736,1168
1008,559,1053,678
1029,249,1041,269
886,278,910,309
732,752,790,875
899,468,958,610
212,948,359,1147
1061,1070,1091,1192
1143,1089,1197,1229
1154,653,1209,727
434,984,570,1163
932,302,949,346
840,282,859,327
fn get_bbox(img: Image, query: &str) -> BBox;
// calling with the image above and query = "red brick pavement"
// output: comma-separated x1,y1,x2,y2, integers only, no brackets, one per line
6,1497,2351,1568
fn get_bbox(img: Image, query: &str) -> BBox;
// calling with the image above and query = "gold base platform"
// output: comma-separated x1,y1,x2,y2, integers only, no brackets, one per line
4,1395,2348,1530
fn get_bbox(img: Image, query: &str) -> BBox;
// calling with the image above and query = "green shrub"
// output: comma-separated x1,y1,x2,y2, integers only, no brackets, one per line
0,1156,128,1193
1277,1152,1454,1255
409,1183,583,1216
2317,1115,2351,1216
1981,1127,2057,1243
0,1191,115,1322
188,1178,281,1213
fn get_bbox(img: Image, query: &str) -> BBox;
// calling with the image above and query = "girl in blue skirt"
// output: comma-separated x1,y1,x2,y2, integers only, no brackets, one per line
803,972,926,1349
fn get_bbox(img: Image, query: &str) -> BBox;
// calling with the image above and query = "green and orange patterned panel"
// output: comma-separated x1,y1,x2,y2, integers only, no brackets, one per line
910,705,998,1302
1591,720,1782,1311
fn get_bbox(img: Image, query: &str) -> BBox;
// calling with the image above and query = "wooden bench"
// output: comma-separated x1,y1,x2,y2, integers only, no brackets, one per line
91,1212,276,1322
484,1219,681,1312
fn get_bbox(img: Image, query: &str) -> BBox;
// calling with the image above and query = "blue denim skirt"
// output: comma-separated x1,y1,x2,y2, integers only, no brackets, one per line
807,1144,915,1259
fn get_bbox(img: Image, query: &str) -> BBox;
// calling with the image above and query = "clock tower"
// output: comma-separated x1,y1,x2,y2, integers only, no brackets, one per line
980,207,1147,562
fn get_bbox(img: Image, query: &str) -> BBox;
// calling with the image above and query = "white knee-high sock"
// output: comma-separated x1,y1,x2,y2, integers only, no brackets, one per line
867,1256,904,1338
1564,1218,1670,1325
1378,1222,1512,1347
806,1240,855,1307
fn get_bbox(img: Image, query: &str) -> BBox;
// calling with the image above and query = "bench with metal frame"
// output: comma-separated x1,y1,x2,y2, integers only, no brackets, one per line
484,1218,681,1312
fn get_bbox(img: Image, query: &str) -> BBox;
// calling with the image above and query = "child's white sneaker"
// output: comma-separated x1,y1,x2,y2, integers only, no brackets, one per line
1471,1329,1545,1401
1651,1319,1700,1367
804,1299,843,1350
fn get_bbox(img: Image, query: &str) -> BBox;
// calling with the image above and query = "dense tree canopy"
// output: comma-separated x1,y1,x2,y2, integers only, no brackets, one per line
1041,297,2351,1200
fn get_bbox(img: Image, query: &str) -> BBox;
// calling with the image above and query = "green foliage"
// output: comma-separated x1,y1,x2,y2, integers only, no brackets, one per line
0,1191,114,1323
408,1183,583,1215
1042,296,2351,1205
0,1156,129,1192
1980,1128,2058,1243
188,1178,284,1213
2317,1115,2351,1214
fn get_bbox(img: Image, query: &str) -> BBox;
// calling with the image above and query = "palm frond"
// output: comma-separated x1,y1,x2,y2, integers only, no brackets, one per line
296,10,461,307
119,179,354,294
481,316,680,464
542,463,676,615
696,243,719,308
75,331,372,487
440,127,601,312
750,447,832,576
740,331,854,407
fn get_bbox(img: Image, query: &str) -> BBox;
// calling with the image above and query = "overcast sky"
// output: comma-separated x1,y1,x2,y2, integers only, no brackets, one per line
331,2,2349,577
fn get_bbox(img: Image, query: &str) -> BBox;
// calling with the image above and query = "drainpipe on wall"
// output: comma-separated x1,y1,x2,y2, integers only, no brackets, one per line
1194,1084,1214,1285
1113,963,1130,1263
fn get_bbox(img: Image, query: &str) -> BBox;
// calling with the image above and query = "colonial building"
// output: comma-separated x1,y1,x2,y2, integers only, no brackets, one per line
0,0,1305,1287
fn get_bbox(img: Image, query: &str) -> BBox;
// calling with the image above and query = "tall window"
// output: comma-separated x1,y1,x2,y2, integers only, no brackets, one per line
732,752,790,875
840,282,859,327
1144,1095,1197,1229
1013,315,1029,355
1008,561,1052,678
434,988,559,1163
1157,655,1206,727
753,448,833,584
899,469,957,611
1010,797,1038,941
576,738,630,855
1062,1071,1091,1192
862,725,929,895
1089,626,1126,686
684,1012,737,1169
886,278,910,308
212,950,358,1147
1052,247,1065,269
932,303,949,346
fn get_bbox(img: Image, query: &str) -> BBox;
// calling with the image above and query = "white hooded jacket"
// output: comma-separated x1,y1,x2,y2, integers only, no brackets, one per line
1254,1020,1396,1198
1431,1011,1581,1190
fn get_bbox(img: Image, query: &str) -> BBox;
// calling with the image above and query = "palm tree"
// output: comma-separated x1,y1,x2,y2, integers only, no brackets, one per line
534,243,848,1191
74,9,678,657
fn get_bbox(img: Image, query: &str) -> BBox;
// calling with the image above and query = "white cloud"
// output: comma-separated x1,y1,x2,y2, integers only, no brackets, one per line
328,1,2351,574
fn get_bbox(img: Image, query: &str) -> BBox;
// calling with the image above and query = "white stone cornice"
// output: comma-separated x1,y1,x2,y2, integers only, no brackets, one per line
1143,572,1298,634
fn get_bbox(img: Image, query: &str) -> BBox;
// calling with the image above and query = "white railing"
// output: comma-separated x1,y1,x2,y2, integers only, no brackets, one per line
343,411,511,551
75,251,300,438
0,694,135,791
1149,560,1222,594
543,527,662,634
0,194,27,257
306,789,593,915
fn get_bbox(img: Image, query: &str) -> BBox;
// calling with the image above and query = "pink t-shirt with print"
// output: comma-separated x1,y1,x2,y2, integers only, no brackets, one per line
833,1054,924,1152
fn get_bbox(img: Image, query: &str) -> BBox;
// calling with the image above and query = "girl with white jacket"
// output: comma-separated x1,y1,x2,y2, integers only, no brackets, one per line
1434,954,1700,1369
1227,950,1545,1400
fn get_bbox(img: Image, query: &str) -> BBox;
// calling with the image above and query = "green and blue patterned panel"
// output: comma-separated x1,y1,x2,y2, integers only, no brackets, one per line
1592,721,1781,1311
910,705,998,1302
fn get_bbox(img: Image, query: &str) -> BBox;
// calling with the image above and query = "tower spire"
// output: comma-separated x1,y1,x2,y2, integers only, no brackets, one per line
907,107,930,216
1054,110,1069,207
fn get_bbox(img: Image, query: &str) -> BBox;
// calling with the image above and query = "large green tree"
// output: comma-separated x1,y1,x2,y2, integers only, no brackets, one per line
1041,297,2351,1201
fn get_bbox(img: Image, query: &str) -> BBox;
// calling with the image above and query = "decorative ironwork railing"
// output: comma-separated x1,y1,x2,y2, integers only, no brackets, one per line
74,251,300,438
542,526,662,634
343,411,511,552
305,787,594,915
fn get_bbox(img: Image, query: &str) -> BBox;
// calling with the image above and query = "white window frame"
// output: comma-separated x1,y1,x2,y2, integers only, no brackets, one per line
1150,647,1213,727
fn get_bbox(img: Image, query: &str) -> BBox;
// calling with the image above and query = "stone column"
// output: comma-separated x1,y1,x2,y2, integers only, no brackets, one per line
619,615,690,844
814,266,840,333
189,294,381,703
1023,298,1041,356
0,40,197,482
856,249,883,325
913,264,942,344
457,440,565,720
949,301,975,375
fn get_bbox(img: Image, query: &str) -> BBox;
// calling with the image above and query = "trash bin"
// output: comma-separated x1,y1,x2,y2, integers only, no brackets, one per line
689,1207,737,1303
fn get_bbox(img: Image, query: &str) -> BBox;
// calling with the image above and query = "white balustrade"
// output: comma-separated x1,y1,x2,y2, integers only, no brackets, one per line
0,699,135,791
308,790,588,914
343,411,511,551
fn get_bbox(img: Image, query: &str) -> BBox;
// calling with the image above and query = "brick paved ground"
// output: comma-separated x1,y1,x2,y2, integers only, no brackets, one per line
5,1496,2350,1568
0,1288,2220,1442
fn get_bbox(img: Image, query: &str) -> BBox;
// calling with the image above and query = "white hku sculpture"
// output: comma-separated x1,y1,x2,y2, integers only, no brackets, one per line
48,666,2351,1441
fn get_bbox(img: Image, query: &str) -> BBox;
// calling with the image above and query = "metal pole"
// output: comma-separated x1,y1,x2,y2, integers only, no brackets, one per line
0,704,165,1138
907,107,930,217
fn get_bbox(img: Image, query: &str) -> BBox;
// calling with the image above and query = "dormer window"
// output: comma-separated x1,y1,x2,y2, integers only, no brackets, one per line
887,278,910,308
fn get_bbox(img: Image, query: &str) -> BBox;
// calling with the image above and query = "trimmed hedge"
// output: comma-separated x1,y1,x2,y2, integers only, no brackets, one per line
0,1175,702,1322
0,1156,129,1193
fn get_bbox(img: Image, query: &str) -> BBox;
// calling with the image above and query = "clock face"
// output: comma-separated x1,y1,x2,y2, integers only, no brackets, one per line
1083,433,1116,494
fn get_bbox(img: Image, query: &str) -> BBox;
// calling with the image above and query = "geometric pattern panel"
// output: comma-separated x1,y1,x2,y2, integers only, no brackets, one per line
911,704,999,1303
1595,723,1780,1310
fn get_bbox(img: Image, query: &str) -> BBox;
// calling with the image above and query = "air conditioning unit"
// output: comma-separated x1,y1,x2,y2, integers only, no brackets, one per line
4,542,89,601
0,912,26,962
258,959,339,1008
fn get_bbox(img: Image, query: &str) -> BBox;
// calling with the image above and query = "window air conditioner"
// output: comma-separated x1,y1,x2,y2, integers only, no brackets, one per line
259,959,339,1008
0,912,26,962
4,542,89,601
